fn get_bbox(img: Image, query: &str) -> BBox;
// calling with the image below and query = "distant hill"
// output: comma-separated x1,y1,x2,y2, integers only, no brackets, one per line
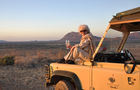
59,31,140,43
59,32,100,42
0,40,7,43
60,32,81,42
129,32,140,39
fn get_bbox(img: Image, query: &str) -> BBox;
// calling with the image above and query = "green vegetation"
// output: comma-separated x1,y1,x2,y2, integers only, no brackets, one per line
0,56,15,65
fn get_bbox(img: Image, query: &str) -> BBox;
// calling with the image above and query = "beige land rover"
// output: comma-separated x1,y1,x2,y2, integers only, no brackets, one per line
45,7,140,90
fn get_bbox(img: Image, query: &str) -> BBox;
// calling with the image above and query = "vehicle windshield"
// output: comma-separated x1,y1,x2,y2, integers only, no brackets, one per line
98,29,123,53
124,31,140,60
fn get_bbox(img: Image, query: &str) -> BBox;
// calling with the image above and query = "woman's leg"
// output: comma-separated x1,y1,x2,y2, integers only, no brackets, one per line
73,47,90,61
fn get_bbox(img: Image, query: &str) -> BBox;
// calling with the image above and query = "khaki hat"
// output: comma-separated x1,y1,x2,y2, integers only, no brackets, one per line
78,24,90,33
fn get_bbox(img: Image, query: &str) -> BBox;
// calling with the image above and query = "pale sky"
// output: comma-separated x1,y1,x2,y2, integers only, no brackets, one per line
0,0,139,41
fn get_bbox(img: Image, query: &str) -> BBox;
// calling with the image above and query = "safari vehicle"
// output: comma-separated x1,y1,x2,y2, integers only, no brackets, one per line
45,7,140,90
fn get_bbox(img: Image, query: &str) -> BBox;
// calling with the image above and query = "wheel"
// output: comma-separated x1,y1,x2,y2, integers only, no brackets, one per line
55,80,75,90
124,50,136,74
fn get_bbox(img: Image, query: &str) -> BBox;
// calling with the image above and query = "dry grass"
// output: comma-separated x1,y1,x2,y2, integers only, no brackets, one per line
0,42,67,90
0,66,46,90
0,48,65,90
13,49,66,67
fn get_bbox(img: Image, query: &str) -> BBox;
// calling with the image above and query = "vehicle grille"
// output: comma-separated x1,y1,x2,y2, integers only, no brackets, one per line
45,64,50,81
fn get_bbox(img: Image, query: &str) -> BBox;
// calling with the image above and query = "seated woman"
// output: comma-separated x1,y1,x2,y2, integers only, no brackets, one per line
59,24,96,64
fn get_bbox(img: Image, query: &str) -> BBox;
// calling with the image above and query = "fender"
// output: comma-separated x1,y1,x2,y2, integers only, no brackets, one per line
51,70,82,90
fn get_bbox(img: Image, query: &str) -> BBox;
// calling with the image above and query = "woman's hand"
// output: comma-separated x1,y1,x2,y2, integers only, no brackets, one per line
70,46,75,51
70,45,78,52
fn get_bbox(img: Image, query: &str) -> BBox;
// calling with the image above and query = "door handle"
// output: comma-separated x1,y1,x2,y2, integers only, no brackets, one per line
128,77,136,85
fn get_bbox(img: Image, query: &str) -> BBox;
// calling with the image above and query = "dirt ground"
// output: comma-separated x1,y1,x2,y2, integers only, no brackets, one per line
0,65,45,90
0,60,56,90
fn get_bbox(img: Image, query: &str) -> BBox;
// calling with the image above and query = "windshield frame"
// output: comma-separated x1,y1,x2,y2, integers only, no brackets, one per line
92,24,130,61
93,22,140,62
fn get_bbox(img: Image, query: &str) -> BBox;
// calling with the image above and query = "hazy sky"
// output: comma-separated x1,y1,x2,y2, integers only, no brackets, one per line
0,0,139,41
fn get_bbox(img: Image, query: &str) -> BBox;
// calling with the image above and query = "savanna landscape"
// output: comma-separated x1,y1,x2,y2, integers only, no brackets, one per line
1,0,140,90
0,32,140,90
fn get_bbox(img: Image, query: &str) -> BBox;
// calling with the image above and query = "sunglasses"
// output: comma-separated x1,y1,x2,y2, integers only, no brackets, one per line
80,30,86,32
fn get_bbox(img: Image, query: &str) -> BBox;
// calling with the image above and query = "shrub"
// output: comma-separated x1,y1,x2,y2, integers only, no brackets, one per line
0,56,15,65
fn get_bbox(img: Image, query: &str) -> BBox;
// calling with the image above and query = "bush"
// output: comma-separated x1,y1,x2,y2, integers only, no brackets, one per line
0,56,15,65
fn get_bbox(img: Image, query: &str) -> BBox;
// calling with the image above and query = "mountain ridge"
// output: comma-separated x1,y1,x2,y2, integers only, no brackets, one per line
59,31,140,42
59,32,101,42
